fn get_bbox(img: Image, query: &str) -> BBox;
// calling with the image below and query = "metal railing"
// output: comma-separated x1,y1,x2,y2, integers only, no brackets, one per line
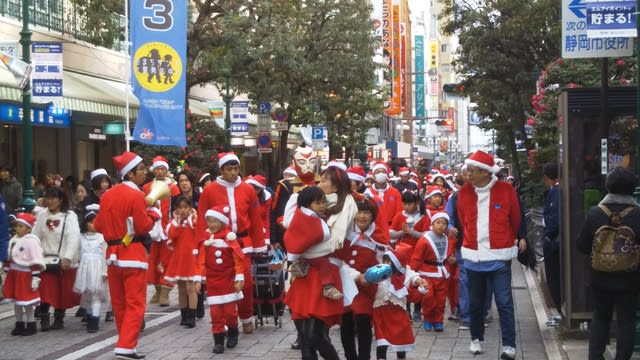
0,0,125,52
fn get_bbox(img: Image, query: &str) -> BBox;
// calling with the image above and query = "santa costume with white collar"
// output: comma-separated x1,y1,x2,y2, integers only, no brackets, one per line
364,162,403,226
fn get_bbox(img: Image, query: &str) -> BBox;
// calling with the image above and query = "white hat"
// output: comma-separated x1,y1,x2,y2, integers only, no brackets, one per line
431,212,450,224
205,206,230,225
464,150,500,174
327,160,347,172
218,152,240,168
90,168,108,180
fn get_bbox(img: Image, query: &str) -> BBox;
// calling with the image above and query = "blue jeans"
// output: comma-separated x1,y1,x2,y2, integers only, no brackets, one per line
457,251,470,323
467,263,515,348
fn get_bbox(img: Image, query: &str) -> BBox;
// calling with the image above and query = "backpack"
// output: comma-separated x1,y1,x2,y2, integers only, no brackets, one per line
591,205,640,272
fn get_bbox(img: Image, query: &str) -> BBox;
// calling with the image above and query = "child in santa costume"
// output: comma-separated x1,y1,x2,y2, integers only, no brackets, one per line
410,212,456,332
390,191,430,248
364,162,403,226
4,213,45,336
286,186,343,300
372,243,428,360
424,185,447,216
244,174,271,252
73,210,108,333
164,195,202,328
199,205,245,354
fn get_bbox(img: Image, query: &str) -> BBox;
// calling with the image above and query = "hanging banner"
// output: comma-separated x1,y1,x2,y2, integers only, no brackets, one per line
31,42,62,103
390,0,402,115
414,35,425,119
371,0,383,37
400,22,406,113
131,0,187,146
382,0,393,114
208,100,225,128
230,100,249,136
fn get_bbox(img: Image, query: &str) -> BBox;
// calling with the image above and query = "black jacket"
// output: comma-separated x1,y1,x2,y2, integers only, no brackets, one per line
576,195,640,291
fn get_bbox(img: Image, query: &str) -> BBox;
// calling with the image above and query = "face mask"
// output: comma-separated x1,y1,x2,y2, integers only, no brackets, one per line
375,173,388,184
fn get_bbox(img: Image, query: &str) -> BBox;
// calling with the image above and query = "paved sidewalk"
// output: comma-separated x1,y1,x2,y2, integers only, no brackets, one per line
0,262,547,360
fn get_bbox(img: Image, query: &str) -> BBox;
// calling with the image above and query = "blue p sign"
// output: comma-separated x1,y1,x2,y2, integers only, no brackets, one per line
258,101,271,114
312,127,324,140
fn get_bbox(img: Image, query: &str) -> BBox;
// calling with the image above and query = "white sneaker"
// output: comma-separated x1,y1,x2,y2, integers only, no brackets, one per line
501,345,516,360
469,339,483,354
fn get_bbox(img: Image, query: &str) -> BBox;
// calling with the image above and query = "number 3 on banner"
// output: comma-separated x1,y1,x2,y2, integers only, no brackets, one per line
143,0,174,31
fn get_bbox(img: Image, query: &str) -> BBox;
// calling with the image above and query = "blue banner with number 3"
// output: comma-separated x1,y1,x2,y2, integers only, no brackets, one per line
131,0,187,146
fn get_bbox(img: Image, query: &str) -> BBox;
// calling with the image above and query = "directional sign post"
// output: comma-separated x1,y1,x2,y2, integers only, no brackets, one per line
312,126,328,151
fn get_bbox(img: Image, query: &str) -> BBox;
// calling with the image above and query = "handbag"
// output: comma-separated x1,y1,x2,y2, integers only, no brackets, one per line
43,214,68,272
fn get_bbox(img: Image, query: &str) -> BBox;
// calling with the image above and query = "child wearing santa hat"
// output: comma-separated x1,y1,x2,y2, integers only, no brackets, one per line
372,243,428,360
4,213,46,336
390,191,430,248
199,205,245,354
410,212,456,332
424,185,446,216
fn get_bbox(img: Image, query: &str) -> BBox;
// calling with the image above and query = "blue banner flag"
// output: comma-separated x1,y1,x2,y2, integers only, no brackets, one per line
414,35,425,119
131,0,187,146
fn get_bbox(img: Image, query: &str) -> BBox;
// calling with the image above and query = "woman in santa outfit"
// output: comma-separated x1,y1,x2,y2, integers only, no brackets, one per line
245,174,271,252
372,243,428,360
4,213,46,336
32,186,81,331
364,162,402,226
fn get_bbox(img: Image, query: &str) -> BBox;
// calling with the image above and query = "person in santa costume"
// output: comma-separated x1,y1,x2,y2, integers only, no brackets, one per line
393,167,419,195
4,213,45,336
198,206,245,354
93,151,157,360
245,174,271,252
372,243,428,360
364,161,402,226
390,191,430,248
347,165,366,194
424,185,446,216
164,195,201,328
196,151,264,334
457,150,521,359
349,166,391,246
144,155,180,307
410,212,456,332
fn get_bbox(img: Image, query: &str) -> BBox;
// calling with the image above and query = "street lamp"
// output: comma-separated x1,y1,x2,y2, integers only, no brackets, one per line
222,75,233,151
19,0,35,212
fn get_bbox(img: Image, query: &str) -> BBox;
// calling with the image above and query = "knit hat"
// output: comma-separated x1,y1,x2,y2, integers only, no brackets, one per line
245,175,267,190
430,212,450,225
465,150,500,174
90,168,108,180
397,167,410,176
205,205,230,225
113,151,143,179
385,242,412,274
283,166,297,177
371,161,391,174
347,166,366,183
426,185,442,198
15,213,36,228
218,152,240,168
151,156,170,171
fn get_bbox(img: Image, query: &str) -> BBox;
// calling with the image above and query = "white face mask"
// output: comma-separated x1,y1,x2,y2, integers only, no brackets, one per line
375,173,388,184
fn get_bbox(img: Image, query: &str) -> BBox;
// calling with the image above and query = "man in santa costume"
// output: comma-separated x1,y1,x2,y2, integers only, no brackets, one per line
457,150,521,360
364,161,403,226
197,152,264,334
94,151,157,360
144,155,180,306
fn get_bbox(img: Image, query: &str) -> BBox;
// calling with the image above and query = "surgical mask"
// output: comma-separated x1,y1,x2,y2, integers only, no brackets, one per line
375,173,388,184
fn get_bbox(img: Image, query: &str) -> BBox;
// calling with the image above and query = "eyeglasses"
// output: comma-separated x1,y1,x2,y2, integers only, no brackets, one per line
467,167,485,174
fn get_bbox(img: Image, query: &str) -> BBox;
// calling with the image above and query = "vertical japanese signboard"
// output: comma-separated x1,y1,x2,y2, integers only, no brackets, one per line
131,0,187,146
31,42,63,103
389,0,401,115
414,35,425,119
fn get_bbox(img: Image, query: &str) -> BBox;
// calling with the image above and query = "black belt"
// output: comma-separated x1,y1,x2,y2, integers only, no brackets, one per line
236,230,248,238
106,237,143,247
424,260,444,266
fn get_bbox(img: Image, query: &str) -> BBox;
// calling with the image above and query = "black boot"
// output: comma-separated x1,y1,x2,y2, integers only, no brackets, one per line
300,318,319,360
34,305,41,319
22,322,37,336
40,314,50,332
11,322,25,336
184,309,196,328
196,283,205,319
179,309,187,326
212,333,225,354
75,307,87,317
292,319,303,349
87,316,100,333
226,327,239,348
105,311,114,322
51,309,65,330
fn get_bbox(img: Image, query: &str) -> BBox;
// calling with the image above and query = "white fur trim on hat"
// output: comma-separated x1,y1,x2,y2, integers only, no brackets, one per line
427,188,443,198
245,178,265,190
151,160,169,171
120,155,143,178
15,218,33,228
372,163,388,173
199,173,211,184
384,250,405,274
219,153,240,168
327,161,347,171
90,168,108,180
283,167,297,177
431,212,450,224
205,208,230,225
348,172,365,183
465,159,500,173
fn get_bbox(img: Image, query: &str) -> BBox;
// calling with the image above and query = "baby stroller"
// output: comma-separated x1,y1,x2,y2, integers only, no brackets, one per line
252,248,286,328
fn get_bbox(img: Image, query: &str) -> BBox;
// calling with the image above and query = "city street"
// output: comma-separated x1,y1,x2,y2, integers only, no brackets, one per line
0,262,561,360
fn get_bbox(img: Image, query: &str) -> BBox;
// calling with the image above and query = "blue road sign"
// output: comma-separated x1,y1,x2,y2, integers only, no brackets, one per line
258,101,271,114
312,126,325,140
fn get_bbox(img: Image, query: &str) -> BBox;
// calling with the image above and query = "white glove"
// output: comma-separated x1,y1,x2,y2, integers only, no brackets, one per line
31,276,41,291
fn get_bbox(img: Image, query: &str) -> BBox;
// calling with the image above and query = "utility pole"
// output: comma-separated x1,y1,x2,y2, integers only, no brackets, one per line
19,0,35,212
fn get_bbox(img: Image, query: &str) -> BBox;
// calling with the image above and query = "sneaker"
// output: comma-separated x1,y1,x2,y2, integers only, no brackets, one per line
469,339,483,354
322,286,344,300
115,352,146,359
458,322,470,330
433,323,444,332
412,311,422,322
546,317,560,327
423,321,433,331
448,312,460,321
501,346,516,360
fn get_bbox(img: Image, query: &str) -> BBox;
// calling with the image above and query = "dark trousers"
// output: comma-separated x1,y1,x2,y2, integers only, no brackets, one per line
543,238,562,313
589,288,638,360
340,312,372,360
300,317,340,360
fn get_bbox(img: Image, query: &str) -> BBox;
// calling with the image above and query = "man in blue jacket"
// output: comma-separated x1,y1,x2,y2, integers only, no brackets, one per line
542,162,562,326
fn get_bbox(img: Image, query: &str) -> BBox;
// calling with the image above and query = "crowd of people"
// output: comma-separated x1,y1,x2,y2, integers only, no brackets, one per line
0,146,637,360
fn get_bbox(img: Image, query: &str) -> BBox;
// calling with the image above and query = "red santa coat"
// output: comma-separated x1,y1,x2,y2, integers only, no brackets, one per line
364,184,403,225
197,177,265,253
284,207,330,261
200,229,245,305
457,179,521,262
352,191,390,244
94,181,154,269
164,214,202,282
333,223,388,315
390,211,430,248
4,234,46,306
410,232,456,279
258,192,272,248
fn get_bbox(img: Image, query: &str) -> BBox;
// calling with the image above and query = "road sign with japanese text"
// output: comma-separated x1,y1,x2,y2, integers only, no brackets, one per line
586,0,637,38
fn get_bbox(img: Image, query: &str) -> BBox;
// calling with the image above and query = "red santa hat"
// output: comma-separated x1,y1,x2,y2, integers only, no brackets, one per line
113,151,143,179
151,155,170,171
426,185,443,198
409,171,418,178
90,168,108,180
465,150,500,174
15,213,36,228
431,172,446,183
327,160,347,171
430,212,450,225
218,152,240,168
245,174,267,190
397,167,410,176
198,172,211,185
283,166,297,177
371,161,390,173
205,205,230,225
347,166,366,183
384,242,413,274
